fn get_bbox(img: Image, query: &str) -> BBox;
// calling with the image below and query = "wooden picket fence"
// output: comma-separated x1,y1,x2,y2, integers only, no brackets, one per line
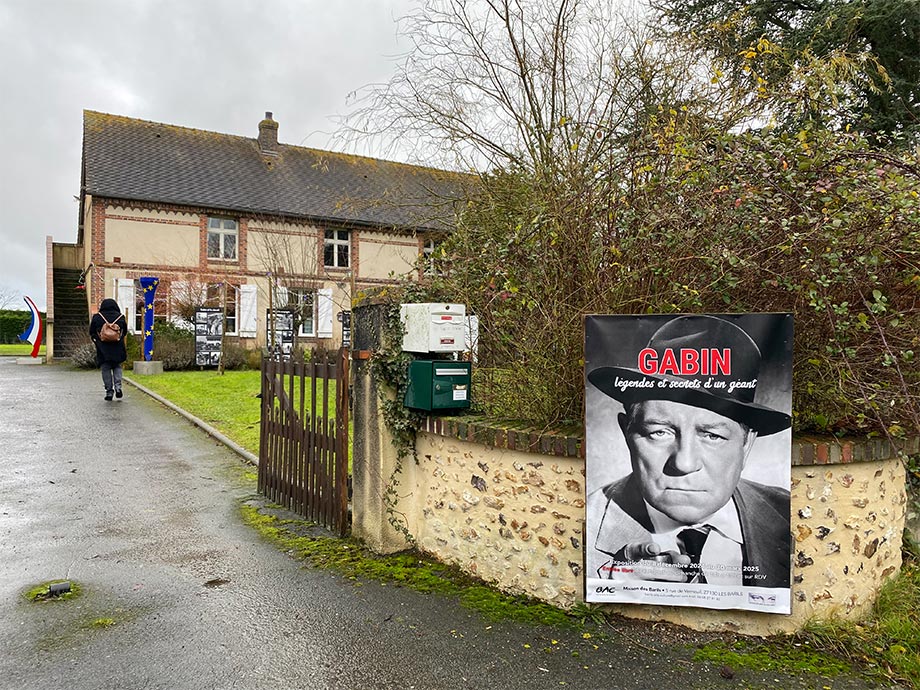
258,348,349,535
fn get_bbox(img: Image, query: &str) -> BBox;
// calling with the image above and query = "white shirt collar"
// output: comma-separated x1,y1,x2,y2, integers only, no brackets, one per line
644,497,743,544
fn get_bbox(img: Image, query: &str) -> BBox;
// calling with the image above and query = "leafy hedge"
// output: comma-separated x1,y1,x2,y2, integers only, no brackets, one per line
417,125,919,435
0,309,44,344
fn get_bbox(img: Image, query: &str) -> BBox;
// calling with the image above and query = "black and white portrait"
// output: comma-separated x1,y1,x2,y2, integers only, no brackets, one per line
585,314,793,614
207,312,222,336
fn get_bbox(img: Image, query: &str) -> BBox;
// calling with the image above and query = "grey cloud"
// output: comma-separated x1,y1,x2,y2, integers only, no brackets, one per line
0,0,411,309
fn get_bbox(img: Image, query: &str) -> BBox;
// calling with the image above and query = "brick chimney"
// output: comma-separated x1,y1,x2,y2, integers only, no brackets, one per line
258,112,279,155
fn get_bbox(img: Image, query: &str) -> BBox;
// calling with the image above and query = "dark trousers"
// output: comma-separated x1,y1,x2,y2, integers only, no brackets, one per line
100,362,123,394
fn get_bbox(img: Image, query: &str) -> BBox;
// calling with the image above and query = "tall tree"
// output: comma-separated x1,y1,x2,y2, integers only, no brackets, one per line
339,0,745,424
339,0,740,172
650,0,920,137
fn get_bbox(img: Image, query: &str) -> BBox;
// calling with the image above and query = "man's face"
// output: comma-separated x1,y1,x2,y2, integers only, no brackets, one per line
621,399,756,524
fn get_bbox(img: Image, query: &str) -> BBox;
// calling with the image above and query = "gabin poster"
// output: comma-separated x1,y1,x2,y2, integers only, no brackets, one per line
584,314,793,614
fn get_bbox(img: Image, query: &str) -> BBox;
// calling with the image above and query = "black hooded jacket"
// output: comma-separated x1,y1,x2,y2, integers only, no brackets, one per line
89,298,128,365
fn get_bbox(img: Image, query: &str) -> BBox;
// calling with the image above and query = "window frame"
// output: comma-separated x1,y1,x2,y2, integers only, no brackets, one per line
207,217,239,262
205,282,239,335
278,287,316,337
421,236,445,277
323,229,350,269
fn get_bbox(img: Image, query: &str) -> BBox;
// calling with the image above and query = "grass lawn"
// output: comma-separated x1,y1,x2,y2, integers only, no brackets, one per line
126,368,343,458
127,370,263,454
0,343,46,356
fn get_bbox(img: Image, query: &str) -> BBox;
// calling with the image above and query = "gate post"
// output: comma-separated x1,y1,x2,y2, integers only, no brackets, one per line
350,299,415,554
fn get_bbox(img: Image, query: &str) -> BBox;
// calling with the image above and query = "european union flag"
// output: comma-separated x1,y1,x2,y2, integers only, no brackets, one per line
139,277,159,361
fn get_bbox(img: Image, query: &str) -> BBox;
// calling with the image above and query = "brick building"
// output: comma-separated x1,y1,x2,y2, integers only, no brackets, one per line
47,110,467,359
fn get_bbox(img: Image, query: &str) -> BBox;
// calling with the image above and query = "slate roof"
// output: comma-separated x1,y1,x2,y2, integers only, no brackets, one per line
82,110,470,231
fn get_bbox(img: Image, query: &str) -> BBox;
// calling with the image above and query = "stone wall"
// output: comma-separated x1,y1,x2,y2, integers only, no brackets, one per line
399,420,913,636
412,432,586,607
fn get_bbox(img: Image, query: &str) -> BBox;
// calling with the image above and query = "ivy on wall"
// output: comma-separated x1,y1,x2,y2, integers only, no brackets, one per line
367,299,424,545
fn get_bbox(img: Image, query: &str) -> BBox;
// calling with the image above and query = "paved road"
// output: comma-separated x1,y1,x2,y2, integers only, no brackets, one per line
0,358,882,690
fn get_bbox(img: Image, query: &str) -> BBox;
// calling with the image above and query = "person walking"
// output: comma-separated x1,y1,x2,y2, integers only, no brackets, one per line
89,298,129,401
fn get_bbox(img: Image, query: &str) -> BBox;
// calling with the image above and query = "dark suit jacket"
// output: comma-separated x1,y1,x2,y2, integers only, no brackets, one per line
588,474,791,588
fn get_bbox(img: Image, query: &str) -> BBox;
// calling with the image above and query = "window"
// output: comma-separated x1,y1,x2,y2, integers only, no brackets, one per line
292,289,315,337
275,286,316,336
324,229,350,268
272,286,333,339
206,283,238,334
207,217,238,260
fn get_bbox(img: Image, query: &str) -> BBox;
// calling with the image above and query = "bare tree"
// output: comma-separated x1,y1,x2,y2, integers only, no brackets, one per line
335,0,752,424
247,218,322,355
0,284,20,310
168,276,208,324
337,0,743,174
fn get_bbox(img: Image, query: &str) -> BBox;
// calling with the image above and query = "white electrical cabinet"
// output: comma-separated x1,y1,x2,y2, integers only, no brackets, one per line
400,303,467,353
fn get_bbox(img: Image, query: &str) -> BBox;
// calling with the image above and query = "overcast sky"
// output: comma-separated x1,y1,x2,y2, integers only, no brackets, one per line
0,0,417,310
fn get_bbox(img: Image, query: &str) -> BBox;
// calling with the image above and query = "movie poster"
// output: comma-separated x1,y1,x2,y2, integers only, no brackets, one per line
194,307,223,366
584,314,793,614
266,309,294,357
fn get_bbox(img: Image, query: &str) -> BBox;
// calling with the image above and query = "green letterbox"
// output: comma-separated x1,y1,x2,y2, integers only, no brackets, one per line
404,360,471,412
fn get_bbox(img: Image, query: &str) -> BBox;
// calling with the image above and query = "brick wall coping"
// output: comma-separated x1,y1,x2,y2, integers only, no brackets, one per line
420,416,919,466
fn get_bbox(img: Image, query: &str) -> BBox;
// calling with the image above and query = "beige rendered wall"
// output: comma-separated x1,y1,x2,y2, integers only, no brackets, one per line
83,195,95,297
52,243,84,270
409,431,906,636
243,275,349,350
104,206,199,266
247,220,319,274
358,232,419,280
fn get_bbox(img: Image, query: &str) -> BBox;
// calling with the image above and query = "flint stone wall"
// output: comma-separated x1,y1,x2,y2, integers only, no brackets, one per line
406,420,912,636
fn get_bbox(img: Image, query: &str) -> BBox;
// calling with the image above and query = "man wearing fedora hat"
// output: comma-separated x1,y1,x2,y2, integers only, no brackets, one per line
585,314,792,592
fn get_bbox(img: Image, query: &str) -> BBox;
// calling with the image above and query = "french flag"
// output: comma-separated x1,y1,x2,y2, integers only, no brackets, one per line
18,296,43,358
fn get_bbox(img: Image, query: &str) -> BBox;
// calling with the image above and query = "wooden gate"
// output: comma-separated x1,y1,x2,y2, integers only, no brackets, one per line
258,348,349,535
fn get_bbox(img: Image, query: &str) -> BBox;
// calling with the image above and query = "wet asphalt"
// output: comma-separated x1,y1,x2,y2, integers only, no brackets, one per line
0,358,887,690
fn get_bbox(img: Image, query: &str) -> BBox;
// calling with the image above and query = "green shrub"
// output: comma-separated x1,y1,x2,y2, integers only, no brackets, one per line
155,340,194,371
136,319,194,371
130,321,261,371
414,128,919,435
0,309,44,345
245,348,263,370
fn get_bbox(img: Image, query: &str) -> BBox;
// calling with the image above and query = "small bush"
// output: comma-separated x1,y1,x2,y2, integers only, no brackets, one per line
220,342,250,370
70,343,98,369
131,322,261,371
156,338,194,371
245,348,263,370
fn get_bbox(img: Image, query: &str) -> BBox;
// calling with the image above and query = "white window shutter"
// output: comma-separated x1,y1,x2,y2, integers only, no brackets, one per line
316,288,333,338
239,284,258,337
116,279,135,332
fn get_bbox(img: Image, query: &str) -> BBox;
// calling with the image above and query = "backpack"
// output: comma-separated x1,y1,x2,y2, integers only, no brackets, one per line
99,314,122,343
